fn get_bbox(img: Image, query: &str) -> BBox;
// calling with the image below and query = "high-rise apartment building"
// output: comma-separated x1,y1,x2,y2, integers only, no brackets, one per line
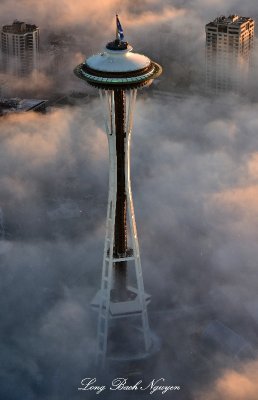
205,15,255,93
1,20,39,76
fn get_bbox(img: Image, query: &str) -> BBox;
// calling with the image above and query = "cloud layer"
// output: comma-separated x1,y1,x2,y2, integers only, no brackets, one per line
1,1,258,399
0,90,258,398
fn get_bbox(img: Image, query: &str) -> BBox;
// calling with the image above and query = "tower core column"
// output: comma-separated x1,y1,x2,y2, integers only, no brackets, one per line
113,89,127,300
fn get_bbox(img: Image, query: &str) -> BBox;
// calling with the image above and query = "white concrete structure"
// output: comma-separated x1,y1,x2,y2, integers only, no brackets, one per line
91,88,151,367
1,20,39,76
205,15,255,93
74,22,162,368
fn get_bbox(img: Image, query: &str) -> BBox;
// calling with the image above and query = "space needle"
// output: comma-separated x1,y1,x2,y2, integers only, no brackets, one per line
74,15,162,368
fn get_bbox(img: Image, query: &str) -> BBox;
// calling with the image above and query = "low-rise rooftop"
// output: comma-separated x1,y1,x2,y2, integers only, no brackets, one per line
0,98,47,116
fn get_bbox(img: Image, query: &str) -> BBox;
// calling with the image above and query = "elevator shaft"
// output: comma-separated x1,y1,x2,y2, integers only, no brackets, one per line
113,89,127,300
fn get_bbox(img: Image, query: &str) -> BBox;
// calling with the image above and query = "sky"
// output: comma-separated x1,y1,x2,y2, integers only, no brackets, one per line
1,1,258,400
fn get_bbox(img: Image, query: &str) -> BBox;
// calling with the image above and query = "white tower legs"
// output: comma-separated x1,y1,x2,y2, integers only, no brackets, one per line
91,89,151,368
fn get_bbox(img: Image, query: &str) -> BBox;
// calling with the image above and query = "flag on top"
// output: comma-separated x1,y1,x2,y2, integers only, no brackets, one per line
116,14,124,41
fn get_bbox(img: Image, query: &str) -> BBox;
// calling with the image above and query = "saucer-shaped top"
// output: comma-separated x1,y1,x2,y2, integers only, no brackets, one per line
86,45,151,73
74,39,162,90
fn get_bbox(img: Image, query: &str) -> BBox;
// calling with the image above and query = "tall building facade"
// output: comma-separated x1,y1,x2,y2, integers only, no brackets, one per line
205,15,255,93
1,20,39,76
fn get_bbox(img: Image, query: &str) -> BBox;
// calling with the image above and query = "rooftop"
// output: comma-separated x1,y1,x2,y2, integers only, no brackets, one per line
0,98,47,116
86,46,151,73
2,20,38,34
206,15,254,28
